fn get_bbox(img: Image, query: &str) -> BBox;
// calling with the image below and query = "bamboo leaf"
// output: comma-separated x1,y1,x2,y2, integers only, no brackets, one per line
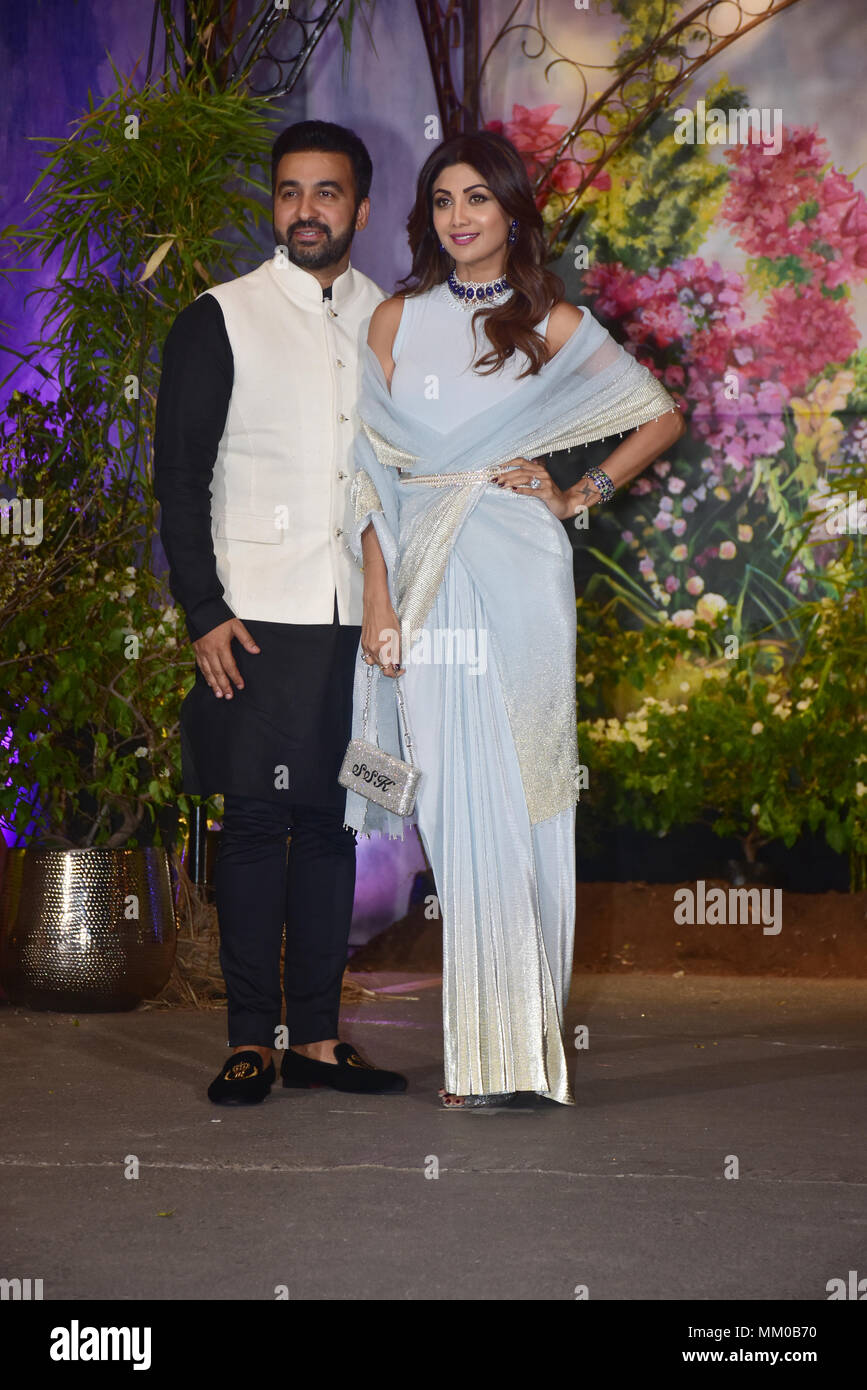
138,236,176,283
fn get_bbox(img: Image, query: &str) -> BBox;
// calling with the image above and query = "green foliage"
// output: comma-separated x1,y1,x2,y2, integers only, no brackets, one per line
577,76,742,271
576,586,867,886
0,61,276,847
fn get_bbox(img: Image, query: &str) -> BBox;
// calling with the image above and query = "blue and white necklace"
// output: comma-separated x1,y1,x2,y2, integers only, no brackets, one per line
446,268,511,310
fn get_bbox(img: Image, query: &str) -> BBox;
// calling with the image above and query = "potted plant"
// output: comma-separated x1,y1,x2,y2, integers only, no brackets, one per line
0,49,274,1009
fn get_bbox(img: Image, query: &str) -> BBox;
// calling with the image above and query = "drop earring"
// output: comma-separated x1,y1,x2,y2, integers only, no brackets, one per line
508,219,518,244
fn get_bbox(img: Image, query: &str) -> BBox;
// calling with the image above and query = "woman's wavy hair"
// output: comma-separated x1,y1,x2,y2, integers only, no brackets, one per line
396,130,564,377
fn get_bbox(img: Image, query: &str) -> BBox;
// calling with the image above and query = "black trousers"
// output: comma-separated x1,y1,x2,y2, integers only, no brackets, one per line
215,794,357,1047
209,592,361,1046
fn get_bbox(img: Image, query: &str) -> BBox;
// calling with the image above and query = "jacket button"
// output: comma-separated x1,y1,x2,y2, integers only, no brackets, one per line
338,413,348,422
337,470,347,479
328,307,338,318
334,527,343,537
335,358,345,368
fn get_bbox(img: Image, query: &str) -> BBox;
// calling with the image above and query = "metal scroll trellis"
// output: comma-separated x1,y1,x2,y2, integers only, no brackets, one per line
414,0,809,255
150,0,808,258
148,0,351,96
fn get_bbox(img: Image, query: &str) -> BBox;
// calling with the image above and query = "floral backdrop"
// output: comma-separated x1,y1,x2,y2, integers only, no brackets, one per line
2,0,866,885
487,88,867,635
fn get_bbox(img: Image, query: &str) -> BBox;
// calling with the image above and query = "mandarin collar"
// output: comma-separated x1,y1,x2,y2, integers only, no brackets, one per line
266,250,357,310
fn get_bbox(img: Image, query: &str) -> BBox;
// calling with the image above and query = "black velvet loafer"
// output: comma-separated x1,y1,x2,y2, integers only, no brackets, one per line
281,1042,407,1094
207,1051,275,1105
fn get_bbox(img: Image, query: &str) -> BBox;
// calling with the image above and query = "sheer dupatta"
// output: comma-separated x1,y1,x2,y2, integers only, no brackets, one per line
341,303,678,840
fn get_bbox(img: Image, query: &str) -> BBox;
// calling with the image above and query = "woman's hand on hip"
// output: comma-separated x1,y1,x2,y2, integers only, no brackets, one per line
491,458,575,521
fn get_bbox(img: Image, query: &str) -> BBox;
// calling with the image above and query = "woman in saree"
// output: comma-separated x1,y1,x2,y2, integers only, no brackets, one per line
343,131,684,1108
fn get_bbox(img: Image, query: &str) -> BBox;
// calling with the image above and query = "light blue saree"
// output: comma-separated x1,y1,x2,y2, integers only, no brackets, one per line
342,306,677,1102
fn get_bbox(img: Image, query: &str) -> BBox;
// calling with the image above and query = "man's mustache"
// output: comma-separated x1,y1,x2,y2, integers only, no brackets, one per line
287,221,330,237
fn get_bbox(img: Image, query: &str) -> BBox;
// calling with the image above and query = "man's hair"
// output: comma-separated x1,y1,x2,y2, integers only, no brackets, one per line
270,120,373,205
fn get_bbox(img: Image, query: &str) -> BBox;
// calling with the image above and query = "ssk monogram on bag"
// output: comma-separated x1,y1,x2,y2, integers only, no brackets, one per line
338,661,421,816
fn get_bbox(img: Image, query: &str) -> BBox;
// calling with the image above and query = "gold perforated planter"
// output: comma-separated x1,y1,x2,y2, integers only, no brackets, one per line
0,847,177,1011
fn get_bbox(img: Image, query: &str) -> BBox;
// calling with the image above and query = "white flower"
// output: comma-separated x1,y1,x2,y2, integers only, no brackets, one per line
796,699,811,711
856,783,867,798
751,721,763,735
696,592,728,624
125,566,136,577
670,609,696,629
135,746,148,758
121,584,135,598
750,803,760,817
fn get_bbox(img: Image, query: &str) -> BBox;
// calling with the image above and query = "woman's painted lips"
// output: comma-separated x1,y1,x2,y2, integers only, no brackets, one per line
450,233,479,244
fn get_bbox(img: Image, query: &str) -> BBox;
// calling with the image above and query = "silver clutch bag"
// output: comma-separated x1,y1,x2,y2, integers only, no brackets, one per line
338,661,421,816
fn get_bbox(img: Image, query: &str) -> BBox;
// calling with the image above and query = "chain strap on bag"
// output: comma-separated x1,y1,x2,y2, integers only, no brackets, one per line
338,660,421,815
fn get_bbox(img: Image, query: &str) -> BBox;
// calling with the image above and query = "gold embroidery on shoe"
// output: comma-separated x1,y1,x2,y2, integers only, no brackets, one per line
345,1052,375,1069
226,1061,258,1079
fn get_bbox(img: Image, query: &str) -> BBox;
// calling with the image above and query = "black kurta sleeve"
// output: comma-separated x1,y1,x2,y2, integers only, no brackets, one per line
153,293,235,643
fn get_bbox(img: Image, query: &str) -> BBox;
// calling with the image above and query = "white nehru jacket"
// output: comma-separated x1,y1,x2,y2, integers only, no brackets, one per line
202,252,385,625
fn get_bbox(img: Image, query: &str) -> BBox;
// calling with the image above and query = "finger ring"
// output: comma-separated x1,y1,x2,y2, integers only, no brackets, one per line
529,477,541,489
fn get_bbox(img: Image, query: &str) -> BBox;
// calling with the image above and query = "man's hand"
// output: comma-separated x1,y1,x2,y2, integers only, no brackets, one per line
193,618,260,699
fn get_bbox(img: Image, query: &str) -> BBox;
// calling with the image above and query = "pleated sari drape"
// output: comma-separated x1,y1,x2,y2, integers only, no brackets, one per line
342,306,678,1101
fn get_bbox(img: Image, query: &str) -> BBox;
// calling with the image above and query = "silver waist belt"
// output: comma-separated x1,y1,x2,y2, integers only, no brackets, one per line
399,464,507,487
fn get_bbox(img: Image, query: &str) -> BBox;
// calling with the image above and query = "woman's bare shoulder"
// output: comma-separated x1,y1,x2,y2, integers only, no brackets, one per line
367,295,406,383
368,295,405,348
546,300,585,357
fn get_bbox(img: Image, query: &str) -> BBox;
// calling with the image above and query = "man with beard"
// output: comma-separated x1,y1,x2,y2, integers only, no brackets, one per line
154,121,406,1104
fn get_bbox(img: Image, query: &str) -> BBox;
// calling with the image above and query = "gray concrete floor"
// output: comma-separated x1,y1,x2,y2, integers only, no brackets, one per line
1,973,865,1301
